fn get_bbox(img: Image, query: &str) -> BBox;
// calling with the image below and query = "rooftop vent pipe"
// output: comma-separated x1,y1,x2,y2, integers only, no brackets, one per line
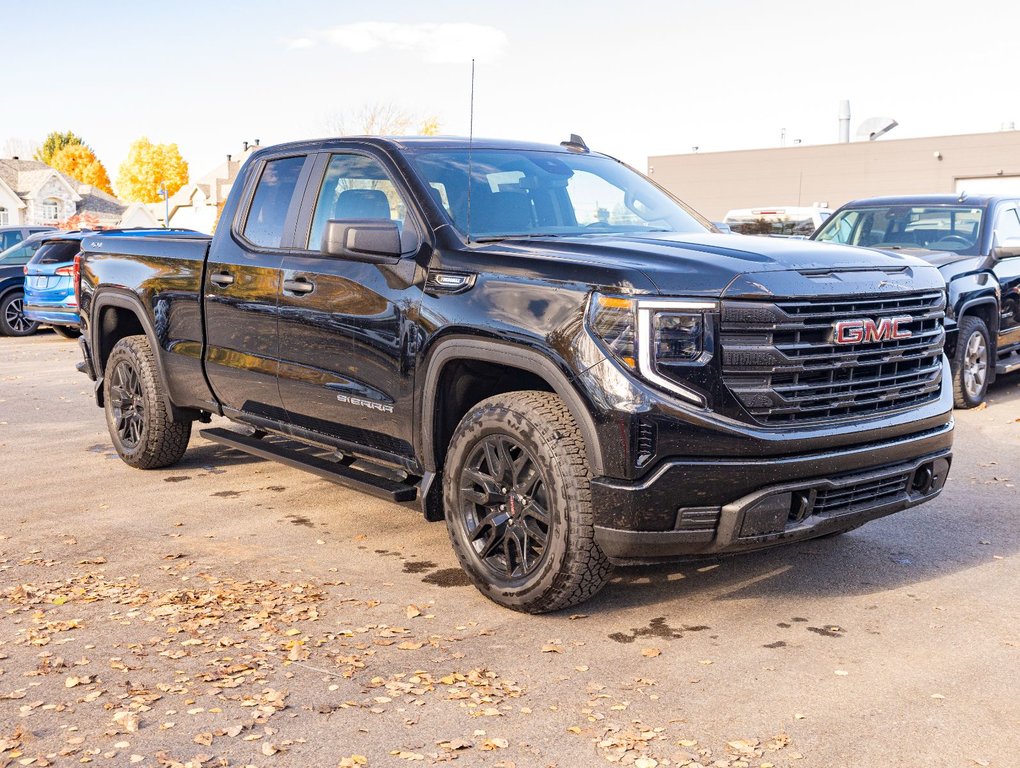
839,100,851,143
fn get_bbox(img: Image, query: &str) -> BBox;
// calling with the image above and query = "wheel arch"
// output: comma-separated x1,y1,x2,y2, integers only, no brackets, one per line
89,290,173,413
419,338,605,480
954,297,998,358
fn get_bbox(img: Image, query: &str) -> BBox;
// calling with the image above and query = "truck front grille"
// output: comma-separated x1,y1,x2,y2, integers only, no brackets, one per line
719,290,945,425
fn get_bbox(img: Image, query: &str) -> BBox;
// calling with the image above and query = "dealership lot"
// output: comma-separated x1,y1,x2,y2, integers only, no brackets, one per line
1,333,1017,767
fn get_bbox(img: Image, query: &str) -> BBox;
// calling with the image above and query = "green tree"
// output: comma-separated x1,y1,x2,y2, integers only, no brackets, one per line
115,137,189,203
35,131,86,164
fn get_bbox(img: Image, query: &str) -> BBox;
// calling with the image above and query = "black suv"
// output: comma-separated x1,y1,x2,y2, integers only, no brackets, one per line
813,194,1020,407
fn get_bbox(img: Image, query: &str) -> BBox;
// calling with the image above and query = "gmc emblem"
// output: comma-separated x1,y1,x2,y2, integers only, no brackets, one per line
832,316,913,344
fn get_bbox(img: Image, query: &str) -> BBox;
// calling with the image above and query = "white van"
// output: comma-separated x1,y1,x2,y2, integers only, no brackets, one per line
723,206,832,237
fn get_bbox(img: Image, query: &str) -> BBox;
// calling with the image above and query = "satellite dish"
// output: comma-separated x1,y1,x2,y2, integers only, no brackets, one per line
856,117,899,141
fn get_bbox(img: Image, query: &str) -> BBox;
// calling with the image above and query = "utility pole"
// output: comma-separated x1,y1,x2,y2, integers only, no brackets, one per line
158,182,169,229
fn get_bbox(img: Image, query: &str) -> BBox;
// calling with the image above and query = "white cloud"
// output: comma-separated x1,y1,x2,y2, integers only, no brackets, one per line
294,22,508,63
284,37,315,50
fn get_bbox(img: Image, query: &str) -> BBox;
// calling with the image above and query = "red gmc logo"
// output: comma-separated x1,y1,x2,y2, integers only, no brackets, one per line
832,316,913,344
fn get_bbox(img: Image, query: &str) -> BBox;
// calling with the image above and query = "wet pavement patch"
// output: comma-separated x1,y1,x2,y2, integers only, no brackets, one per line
763,640,787,648
285,514,314,528
264,486,286,492
211,490,242,498
164,476,191,483
403,560,438,574
422,568,472,587
608,617,710,644
807,625,845,638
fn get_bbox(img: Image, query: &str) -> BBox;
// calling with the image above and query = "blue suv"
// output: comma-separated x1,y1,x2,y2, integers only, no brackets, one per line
22,231,92,339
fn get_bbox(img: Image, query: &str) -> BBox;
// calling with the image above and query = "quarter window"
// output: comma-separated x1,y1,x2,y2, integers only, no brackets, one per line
242,156,306,249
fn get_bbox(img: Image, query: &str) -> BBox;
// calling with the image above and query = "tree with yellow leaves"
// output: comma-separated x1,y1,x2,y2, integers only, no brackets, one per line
49,144,114,195
115,138,189,203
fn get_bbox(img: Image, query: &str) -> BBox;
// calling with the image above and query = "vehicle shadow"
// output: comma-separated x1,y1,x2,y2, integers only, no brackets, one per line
586,496,1017,613
982,370,1020,406
167,442,264,470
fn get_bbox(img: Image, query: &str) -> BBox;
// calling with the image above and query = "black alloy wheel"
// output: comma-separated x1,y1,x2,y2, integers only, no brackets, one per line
109,359,146,450
458,434,551,581
0,292,40,336
102,335,191,468
443,391,612,613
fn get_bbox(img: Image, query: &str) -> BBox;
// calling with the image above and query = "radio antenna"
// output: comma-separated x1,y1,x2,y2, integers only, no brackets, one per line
466,58,475,244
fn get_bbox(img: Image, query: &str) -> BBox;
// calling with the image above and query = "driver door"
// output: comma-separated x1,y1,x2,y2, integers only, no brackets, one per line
276,150,427,463
992,203,1020,351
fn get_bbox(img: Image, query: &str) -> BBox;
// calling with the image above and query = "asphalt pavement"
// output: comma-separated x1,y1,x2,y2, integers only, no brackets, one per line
1,332,1017,768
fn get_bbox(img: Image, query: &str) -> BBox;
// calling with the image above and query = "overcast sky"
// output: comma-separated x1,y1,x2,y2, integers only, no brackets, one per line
3,0,1018,187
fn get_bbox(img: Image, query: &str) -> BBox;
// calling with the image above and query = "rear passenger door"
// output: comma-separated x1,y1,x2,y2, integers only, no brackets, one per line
203,153,312,421
275,150,427,463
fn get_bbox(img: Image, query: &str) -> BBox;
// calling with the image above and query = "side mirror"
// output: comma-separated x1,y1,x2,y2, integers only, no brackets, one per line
993,235,1020,260
322,219,401,263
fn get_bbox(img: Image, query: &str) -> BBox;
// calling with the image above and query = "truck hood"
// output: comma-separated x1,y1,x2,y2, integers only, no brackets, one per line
485,232,941,298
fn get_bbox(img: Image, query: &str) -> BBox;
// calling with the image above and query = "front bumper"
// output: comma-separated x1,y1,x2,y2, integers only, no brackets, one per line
591,422,952,563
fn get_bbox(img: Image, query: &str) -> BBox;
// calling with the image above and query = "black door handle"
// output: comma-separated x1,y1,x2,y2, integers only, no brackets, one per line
283,277,315,295
210,271,234,287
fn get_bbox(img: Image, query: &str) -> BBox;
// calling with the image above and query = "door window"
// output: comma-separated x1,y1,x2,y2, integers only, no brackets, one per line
995,207,1020,240
307,154,412,251
242,156,306,249
0,230,23,250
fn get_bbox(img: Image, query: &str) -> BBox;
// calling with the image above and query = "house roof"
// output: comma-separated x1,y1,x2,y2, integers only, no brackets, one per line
0,158,126,221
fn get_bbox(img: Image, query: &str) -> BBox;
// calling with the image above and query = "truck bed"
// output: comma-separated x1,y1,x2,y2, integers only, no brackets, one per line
80,229,216,412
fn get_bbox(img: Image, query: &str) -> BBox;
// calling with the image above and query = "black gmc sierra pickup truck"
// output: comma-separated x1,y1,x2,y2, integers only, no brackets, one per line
812,194,1020,408
76,136,954,612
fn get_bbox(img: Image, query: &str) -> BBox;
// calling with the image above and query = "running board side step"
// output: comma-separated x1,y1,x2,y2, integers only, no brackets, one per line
200,427,418,503
995,350,1020,376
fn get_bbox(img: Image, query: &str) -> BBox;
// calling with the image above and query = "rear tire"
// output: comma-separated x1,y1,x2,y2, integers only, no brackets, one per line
52,325,81,340
0,291,40,337
952,315,991,408
443,391,612,613
103,335,191,469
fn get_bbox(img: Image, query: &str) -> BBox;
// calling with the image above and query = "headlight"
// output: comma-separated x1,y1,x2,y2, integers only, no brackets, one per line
587,293,717,406
652,312,704,363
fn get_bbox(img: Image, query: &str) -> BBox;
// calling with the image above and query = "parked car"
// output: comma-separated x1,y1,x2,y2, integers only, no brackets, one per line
76,136,952,613
0,231,58,336
812,194,1020,407
725,206,832,237
22,231,93,339
0,225,58,252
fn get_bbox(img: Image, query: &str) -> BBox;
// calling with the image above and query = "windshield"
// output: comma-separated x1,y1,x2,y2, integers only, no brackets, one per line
408,149,709,240
815,205,985,255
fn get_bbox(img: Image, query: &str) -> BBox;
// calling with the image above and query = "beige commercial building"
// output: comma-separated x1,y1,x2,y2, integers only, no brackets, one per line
648,130,1020,221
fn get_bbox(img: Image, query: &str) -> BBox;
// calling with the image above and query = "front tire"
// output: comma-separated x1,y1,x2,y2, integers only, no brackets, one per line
952,315,991,408
443,391,611,613
0,291,40,337
103,335,191,468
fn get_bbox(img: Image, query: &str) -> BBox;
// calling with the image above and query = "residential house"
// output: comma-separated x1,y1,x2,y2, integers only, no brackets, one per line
0,157,132,228
161,142,259,233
